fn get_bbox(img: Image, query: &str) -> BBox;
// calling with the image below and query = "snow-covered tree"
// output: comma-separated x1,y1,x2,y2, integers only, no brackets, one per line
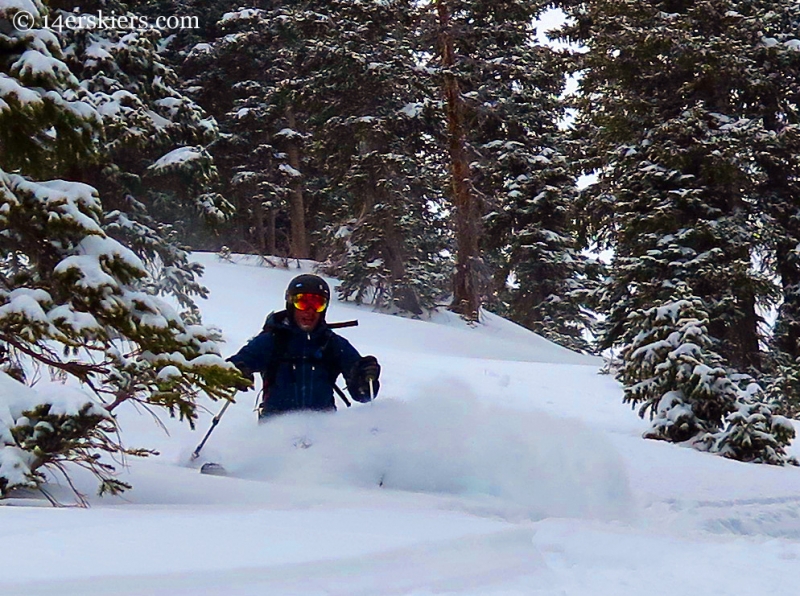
59,0,227,218
416,0,598,338
1,1,97,177
53,0,230,302
560,0,779,371
0,0,242,498
480,90,599,351
0,372,148,499
621,294,734,442
304,0,450,314
182,2,452,311
619,291,794,464
764,356,800,418
552,0,800,460
745,1,800,414
181,4,314,259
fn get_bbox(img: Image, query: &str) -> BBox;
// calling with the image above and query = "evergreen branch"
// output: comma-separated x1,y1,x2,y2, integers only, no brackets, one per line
2,335,108,382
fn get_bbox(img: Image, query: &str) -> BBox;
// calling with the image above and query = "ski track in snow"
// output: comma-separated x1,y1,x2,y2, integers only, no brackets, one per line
647,495,800,539
4,253,800,595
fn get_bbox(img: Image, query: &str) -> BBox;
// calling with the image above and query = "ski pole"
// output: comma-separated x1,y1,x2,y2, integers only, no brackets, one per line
369,377,383,486
191,399,232,460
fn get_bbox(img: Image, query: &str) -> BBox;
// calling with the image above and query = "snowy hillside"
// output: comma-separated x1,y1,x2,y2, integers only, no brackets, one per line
3,253,800,595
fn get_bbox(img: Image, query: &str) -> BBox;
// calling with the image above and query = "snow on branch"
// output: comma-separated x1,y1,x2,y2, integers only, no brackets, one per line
149,146,205,172
0,372,115,498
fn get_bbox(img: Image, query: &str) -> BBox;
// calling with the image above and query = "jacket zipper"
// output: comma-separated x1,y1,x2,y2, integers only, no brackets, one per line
303,333,314,407
294,332,321,409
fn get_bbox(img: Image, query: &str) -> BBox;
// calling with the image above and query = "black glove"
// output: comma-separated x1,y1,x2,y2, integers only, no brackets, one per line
230,361,254,392
357,355,380,382
352,355,380,400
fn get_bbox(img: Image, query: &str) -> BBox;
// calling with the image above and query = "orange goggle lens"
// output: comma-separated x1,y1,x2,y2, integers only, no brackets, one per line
292,293,328,313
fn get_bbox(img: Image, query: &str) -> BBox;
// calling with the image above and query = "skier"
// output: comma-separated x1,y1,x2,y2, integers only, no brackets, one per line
228,274,381,419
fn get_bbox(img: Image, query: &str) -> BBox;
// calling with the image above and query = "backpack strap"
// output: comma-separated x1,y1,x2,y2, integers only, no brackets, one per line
319,329,342,383
263,325,291,388
256,325,289,416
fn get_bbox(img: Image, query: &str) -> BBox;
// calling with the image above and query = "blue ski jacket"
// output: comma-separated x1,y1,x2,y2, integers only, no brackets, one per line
228,310,371,416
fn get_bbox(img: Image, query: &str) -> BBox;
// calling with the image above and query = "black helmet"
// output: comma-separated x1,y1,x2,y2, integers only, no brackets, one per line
285,274,331,312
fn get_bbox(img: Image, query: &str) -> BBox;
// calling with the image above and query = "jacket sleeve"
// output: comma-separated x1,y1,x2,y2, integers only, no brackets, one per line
333,334,377,403
227,332,275,376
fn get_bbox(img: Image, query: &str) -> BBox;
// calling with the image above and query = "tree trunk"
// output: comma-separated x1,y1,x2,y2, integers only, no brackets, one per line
383,212,422,314
435,0,481,321
775,239,800,358
285,108,309,259
360,134,422,314
253,196,266,255
734,289,762,371
765,153,800,362
267,207,277,256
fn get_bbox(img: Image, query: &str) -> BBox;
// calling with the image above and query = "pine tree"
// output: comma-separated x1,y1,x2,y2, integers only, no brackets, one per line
53,0,230,304
488,151,601,353
181,2,452,311
743,1,800,415
555,0,795,461
560,0,778,371
181,3,313,259
413,1,598,338
1,373,149,500
620,289,794,464
60,0,228,222
303,0,451,314
621,292,736,442
441,0,598,350
0,0,242,498
0,2,97,177
157,0,598,331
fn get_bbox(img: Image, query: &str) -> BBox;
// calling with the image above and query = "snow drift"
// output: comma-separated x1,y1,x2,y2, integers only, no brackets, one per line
192,379,632,522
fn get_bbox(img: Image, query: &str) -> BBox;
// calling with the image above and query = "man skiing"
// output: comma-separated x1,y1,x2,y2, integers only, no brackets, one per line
228,274,381,419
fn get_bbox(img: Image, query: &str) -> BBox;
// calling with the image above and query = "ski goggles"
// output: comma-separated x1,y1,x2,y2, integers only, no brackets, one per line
291,293,328,313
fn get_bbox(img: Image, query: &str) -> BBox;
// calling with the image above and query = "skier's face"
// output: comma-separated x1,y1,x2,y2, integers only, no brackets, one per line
294,306,322,331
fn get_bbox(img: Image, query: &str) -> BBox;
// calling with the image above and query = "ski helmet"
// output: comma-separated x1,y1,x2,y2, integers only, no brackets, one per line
285,274,331,314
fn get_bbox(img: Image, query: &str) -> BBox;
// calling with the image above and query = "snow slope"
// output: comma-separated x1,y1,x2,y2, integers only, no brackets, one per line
3,253,800,595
